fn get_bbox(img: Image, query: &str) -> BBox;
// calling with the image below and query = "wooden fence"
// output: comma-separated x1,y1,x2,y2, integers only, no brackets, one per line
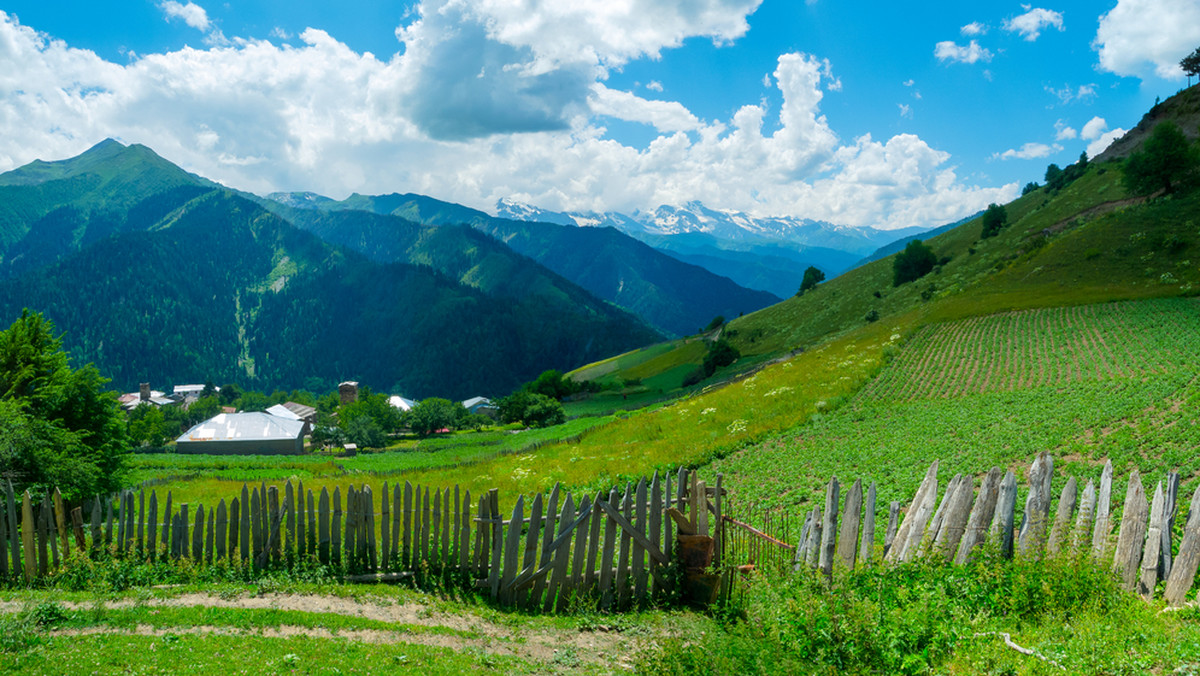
5,452,1200,609
0,469,725,611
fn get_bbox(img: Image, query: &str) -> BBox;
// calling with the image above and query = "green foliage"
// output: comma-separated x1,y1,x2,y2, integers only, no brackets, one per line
338,389,403,435
637,554,1130,675
979,203,1008,239
705,316,726,332
1021,181,1040,195
405,398,467,437
524,369,578,401
1182,46,1200,78
0,310,128,499
342,415,386,449
798,266,825,295
1123,121,1199,195
498,391,565,428
892,240,937,287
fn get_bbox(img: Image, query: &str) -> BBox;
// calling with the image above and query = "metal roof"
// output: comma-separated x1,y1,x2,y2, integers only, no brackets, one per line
177,412,305,443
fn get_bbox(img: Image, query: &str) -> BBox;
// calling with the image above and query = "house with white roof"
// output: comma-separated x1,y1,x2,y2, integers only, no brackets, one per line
176,411,306,455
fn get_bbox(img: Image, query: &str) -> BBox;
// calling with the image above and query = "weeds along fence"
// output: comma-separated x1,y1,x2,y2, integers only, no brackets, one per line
722,451,1200,607
0,469,729,611
5,452,1200,609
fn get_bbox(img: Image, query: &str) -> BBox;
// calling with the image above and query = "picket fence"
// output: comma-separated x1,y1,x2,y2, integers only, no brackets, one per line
4,452,1199,609
0,468,727,611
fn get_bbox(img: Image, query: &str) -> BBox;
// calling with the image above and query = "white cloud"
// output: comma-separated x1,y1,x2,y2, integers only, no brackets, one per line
1087,128,1125,158
997,142,1061,160
961,22,988,36
1003,6,1064,41
159,1,210,32
903,79,915,87
1081,116,1108,140
1095,0,1200,79
645,80,663,92
1054,120,1077,140
590,84,702,133
898,104,912,119
1045,83,1097,104
934,40,993,64
0,10,1015,232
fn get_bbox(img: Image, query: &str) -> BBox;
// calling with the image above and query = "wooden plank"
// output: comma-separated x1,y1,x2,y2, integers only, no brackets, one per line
474,494,487,575
599,487,620,610
346,487,358,570
858,482,877,566
487,489,502,600
4,482,16,573
403,482,413,569
216,499,227,561
117,492,126,554
990,470,1018,558
805,506,823,567
616,484,633,609
500,495,524,605
836,478,862,570
366,486,377,573
549,494,576,612
633,478,649,603
792,510,814,571
332,487,342,566
1091,459,1114,559
393,483,403,570
239,485,250,564
518,493,543,609
1163,471,1181,581
451,484,460,571
1164,485,1200,605
229,498,240,563
649,473,663,592
1017,452,1054,556
460,488,471,573
584,490,604,592
250,488,262,566
419,487,430,567
886,461,937,563
192,502,204,561
45,493,57,570
712,474,724,568
1140,480,1166,599
105,495,114,546
532,485,560,608
137,490,145,557
923,474,960,558
285,480,295,562
319,488,330,565
70,507,85,554
442,487,451,572
380,482,390,571
260,482,269,558
432,488,443,569
818,477,839,576
35,496,48,575
1112,469,1149,591
53,488,68,556
882,501,899,558
297,480,307,559
148,491,158,559
179,503,189,561
1046,477,1079,556
933,475,974,559
570,494,592,601
955,467,1001,565
90,496,102,555
269,487,280,565
125,490,136,553
307,489,317,560
1071,480,1097,554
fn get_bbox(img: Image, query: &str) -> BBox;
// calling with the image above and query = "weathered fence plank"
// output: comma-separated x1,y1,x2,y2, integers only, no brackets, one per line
955,467,1001,565
215,499,227,561
1017,452,1054,556
501,495,524,605
1092,460,1114,559
837,478,862,570
1164,485,1200,605
859,482,877,566
818,477,839,576
599,486,619,610
1139,481,1166,599
990,470,1017,558
548,494,576,612
890,461,938,563
1112,469,1148,591
1046,476,1078,556
1071,479,1097,554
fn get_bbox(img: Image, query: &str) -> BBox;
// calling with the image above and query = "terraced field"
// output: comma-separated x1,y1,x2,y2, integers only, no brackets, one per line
715,298,1200,512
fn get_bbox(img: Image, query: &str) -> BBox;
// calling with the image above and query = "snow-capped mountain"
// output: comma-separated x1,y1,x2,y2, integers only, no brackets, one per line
265,191,335,210
495,198,929,255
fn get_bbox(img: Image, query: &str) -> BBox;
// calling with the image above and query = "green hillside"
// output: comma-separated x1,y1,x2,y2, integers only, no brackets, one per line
271,191,782,336
0,191,661,398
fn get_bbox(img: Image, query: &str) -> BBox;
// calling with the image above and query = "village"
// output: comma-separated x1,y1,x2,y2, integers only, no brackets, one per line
118,380,500,455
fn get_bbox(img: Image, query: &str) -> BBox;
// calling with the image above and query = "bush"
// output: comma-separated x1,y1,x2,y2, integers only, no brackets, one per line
797,266,825,295
865,310,879,323
1021,181,1040,195
980,203,1008,239
893,240,938,286
498,391,564,428
1124,121,1199,195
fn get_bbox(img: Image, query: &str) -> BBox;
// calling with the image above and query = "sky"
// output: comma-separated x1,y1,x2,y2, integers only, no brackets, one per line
0,0,1197,230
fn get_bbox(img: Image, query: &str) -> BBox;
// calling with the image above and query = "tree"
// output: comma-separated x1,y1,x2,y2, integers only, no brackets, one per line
1021,181,1040,195
704,316,725,332
343,415,386,449
798,266,825,295
892,240,938,287
0,310,128,499
1182,46,1200,85
980,203,1008,239
405,398,466,437
1123,121,1200,196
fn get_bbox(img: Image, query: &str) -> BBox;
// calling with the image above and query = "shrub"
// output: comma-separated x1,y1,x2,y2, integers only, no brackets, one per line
893,240,938,286
980,203,1008,239
797,266,826,295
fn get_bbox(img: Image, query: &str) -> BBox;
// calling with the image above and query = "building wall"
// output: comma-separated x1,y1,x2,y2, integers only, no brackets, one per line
176,436,304,455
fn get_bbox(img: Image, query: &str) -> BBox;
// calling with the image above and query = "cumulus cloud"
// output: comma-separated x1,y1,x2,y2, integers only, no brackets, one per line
961,22,988,36
934,40,993,64
1054,120,1077,140
997,142,1061,160
1081,116,1108,140
898,104,912,119
1003,6,1064,41
159,1,210,31
0,10,1014,231
1095,0,1200,79
1087,128,1125,158
1045,83,1097,104
645,80,663,92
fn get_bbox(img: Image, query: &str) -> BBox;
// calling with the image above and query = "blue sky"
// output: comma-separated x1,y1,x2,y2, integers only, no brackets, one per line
0,0,1196,229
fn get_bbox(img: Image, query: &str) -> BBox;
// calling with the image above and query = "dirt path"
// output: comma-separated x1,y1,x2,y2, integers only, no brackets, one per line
0,593,647,669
